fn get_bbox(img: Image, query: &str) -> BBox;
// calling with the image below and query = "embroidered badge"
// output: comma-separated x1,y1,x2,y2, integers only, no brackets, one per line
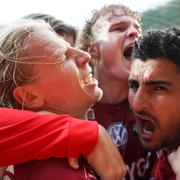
107,122,128,149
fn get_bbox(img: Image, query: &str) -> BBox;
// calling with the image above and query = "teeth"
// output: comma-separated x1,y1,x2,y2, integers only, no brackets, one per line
143,127,153,135
82,73,93,84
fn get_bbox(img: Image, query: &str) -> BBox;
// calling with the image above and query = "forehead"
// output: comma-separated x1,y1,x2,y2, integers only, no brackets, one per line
129,59,179,82
107,8,136,21
56,30,75,46
97,8,140,26
27,28,69,58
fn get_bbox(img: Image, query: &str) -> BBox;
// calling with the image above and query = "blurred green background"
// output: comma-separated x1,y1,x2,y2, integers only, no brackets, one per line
142,0,180,31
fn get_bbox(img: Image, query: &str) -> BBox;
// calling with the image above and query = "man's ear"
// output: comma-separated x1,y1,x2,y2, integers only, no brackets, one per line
88,42,100,59
13,87,45,109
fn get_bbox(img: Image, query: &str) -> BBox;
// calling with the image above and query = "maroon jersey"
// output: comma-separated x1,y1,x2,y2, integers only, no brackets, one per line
5,158,97,180
90,98,154,180
150,151,176,180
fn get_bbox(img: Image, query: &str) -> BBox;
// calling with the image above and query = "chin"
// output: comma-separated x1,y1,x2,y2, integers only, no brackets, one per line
88,88,103,102
95,89,103,102
97,89,103,101
91,94,102,104
140,139,161,152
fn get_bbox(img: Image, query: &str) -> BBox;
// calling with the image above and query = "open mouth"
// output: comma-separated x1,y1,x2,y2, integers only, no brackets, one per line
135,114,157,140
123,46,133,61
82,73,93,85
81,72,99,87
80,72,99,92
140,119,156,134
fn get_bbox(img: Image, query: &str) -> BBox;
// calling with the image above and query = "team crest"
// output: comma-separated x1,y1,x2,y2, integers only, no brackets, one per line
107,122,128,149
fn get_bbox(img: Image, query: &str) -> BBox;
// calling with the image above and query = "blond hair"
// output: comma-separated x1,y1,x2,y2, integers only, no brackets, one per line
78,4,142,51
0,19,53,108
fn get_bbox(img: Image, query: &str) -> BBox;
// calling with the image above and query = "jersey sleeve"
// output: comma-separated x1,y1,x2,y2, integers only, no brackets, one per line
0,108,98,166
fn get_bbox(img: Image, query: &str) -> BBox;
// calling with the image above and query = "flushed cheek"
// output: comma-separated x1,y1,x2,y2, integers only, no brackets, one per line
150,119,169,140
128,93,134,108
125,61,131,70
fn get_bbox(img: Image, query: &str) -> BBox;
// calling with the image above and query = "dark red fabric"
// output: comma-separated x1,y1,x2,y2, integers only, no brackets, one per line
11,158,97,180
0,108,98,166
150,152,176,180
91,98,154,180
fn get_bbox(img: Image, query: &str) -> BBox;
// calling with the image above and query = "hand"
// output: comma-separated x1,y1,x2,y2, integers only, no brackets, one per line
168,146,180,179
86,125,126,180
68,158,79,169
0,166,6,179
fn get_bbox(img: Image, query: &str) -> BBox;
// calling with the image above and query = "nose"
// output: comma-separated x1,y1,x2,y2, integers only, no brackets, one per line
126,25,140,39
129,87,150,113
75,49,91,67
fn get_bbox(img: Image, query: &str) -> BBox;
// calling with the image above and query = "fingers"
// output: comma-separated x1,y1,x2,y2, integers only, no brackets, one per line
67,158,79,169
0,166,6,180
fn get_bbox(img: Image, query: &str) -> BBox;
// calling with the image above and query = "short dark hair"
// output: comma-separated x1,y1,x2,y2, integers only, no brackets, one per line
23,13,77,44
133,27,180,69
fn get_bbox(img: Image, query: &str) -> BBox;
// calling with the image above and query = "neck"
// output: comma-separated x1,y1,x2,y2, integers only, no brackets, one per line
95,69,128,104
41,105,91,120
100,80,128,104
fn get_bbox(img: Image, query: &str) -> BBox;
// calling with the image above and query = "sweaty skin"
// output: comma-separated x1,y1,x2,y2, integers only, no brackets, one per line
129,58,180,152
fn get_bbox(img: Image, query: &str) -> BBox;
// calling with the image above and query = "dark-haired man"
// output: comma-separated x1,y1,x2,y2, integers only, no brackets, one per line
128,27,180,179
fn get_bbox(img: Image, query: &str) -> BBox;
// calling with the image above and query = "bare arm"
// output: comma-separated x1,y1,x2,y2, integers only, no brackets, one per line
68,124,126,180
86,125,126,180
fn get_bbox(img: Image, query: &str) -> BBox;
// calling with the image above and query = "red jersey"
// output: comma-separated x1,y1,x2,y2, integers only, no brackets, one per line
90,98,154,180
0,108,98,166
